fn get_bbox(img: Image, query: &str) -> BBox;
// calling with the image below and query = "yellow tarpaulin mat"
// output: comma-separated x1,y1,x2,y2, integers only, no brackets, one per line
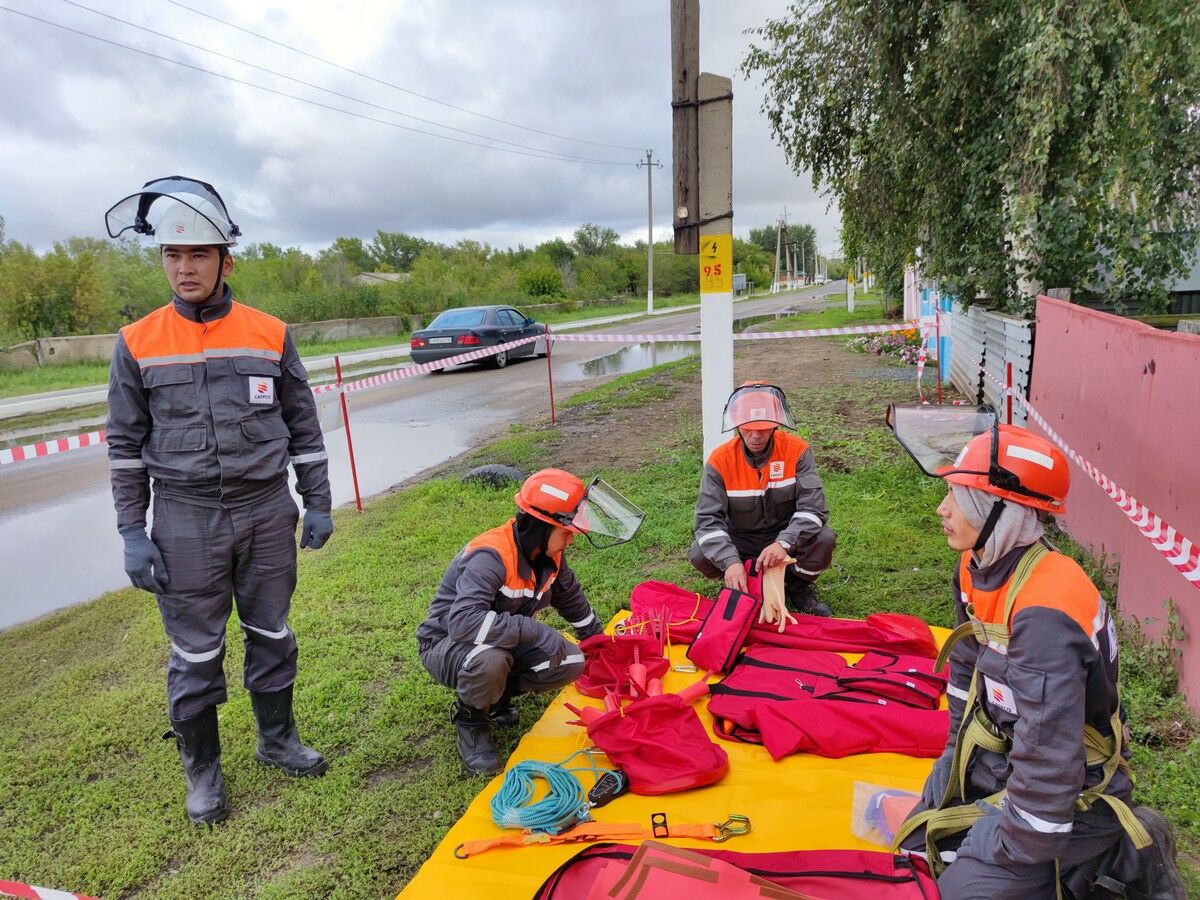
399,620,950,899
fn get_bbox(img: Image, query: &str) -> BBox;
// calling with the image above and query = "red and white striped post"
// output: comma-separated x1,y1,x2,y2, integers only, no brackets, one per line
1006,362,1014,425
333,355,363,512
545,326,557,425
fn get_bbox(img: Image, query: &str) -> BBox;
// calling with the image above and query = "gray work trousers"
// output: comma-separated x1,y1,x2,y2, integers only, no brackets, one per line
688,525,838,584
419,626,585,711
150,486,300,720
905,803,1126,899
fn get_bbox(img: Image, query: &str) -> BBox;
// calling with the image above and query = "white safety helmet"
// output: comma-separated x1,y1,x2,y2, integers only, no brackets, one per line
105,176,241,247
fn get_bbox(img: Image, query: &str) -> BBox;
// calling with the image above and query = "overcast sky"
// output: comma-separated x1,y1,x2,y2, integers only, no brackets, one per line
0,1,841,257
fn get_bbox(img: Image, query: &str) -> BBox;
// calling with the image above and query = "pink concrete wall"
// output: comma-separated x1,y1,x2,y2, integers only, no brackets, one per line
1030,297,1200,706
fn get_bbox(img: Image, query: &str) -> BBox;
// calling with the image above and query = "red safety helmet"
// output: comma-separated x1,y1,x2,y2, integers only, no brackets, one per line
515,468,589,533
936,424,1069,514
722,381,795,432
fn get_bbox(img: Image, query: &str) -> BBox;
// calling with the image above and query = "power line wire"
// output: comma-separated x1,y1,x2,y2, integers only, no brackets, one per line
54,0,628,164
164,0,645,153
2,6,636,167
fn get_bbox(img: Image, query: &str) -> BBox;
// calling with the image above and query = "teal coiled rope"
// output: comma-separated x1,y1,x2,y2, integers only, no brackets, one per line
489,750,608,834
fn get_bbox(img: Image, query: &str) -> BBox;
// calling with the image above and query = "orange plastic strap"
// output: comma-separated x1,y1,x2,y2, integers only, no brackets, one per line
454,818,727,859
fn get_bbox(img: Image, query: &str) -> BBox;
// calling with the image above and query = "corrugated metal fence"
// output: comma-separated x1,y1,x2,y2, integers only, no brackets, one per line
947,306,1034,426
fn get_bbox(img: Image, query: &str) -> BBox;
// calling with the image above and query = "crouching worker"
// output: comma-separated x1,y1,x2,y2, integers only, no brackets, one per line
688,381,838,615
888,405,1185,899
418,468,644,775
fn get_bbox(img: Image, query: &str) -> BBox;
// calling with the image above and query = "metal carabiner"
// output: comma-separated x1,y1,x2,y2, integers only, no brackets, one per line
712,813,751,842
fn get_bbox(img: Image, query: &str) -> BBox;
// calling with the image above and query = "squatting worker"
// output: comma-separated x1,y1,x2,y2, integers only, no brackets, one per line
688,381,838,616
888,407,1185,899
104,177,333,826
418,469,644,775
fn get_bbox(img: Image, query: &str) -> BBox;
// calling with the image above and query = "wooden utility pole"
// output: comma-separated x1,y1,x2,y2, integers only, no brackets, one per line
671,0,699,255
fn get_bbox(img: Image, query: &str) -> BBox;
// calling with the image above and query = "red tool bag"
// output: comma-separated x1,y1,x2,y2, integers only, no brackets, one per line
706,645,848,743
686,586,763,674
534,842,940,899
833,651,947,709
749,696,950,760
628,580,938,658
576,633,671,700
583,694,729,795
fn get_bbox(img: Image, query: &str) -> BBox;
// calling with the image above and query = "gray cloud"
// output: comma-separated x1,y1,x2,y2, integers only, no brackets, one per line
0,1,840,255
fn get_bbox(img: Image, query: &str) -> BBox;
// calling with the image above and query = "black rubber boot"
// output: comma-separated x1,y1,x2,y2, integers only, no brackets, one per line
249,685,328,777
786,580,833,617
165,706,229,825
489,681,520,728
1127,806,1187,899
452,701,503,775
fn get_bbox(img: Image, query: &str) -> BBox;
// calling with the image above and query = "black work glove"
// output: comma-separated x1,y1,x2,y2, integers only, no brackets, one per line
119,527,169,592
300,510,334,549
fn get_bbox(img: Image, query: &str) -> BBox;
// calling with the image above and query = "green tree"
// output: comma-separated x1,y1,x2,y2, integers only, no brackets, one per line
572,223,620,257
329,237,373,273
368,231,429,272
537,237,576,267
743,0,1200,312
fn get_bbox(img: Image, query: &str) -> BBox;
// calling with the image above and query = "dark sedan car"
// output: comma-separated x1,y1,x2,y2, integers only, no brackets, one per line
409,305,549,369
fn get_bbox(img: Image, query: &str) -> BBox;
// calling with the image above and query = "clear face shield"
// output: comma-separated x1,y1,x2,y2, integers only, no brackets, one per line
885,403,996,477
722,383,796,432
105,176,241,246
572,478,646,549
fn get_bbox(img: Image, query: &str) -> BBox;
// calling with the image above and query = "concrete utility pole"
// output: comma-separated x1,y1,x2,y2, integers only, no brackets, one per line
671,0,699,255
637,150,662,314
772,217,782,290
800,241,806,285
697,72,734,458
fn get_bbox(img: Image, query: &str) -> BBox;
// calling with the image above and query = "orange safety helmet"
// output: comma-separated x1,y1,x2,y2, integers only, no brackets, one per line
722,381,795,432
514,468,589,533
936,424,1069,514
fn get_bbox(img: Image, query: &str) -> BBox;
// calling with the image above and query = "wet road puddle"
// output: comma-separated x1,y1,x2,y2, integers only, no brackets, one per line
559,341,697,379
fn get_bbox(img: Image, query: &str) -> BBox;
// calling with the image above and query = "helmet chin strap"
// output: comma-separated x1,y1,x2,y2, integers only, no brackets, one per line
973,498,1006,552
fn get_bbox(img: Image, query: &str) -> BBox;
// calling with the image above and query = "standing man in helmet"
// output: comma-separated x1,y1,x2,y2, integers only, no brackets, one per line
688,381,838,616
888,407,1185,898
104,177,333,825
418,468,644,775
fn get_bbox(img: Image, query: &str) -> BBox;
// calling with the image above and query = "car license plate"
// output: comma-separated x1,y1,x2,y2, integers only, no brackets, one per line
429,337,452,345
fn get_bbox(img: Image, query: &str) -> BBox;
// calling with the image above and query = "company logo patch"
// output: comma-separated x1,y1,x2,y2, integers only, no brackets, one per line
249,376,275,405
983,675,1018,715
174,224,186,234
769,460,785,479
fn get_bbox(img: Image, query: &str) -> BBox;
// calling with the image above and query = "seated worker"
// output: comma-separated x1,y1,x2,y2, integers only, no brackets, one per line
688,381,837,615
417,468,644,775
888,409,1185,899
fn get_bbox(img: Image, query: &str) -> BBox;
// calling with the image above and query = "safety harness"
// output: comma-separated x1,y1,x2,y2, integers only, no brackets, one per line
892,543,1151,889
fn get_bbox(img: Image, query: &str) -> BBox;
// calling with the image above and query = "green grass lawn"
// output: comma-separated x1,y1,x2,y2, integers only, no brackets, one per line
1,328,1195,897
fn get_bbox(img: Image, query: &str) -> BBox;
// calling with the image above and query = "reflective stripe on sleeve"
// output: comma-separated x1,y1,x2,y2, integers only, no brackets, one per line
170,640,224,664
791,511,823,527
569,612,595,629
290,451,328,465
698,530,729,546
109,458,147,470
474,610,497,645
1011,802,1073,834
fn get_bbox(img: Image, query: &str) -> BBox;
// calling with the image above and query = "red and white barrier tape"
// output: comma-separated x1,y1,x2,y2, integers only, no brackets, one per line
549,322,913,344
311,334,542,397
0,880,97,900
978,365,1200,588
0,323,912,467
0,429,106,466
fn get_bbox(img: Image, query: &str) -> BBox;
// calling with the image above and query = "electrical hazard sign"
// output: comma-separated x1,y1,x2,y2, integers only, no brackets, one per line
699,234,732,295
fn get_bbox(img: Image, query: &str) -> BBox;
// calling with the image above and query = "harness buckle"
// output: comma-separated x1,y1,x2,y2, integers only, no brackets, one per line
713,813,751,841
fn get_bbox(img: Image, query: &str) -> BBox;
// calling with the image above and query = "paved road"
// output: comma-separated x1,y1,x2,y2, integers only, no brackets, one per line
0,283,843,629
